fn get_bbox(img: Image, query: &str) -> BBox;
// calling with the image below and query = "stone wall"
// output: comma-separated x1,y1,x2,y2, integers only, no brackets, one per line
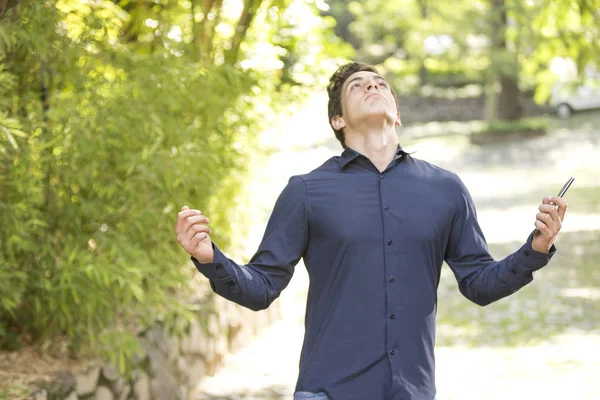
29,294,279,400
397,93,551,124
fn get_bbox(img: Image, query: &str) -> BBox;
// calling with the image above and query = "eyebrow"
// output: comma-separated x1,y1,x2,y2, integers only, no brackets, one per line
344,75,388,91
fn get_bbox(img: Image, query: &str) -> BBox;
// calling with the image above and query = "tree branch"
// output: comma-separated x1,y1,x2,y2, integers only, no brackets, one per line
225,0,262,64
192,0,217,61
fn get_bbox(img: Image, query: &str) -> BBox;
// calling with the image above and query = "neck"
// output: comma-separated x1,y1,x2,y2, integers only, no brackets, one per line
344,126,399,172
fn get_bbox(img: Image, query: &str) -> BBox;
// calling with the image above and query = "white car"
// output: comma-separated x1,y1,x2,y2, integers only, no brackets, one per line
551,82,600,118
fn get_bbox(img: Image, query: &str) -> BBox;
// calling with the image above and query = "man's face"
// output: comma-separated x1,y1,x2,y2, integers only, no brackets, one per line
334,71,400,131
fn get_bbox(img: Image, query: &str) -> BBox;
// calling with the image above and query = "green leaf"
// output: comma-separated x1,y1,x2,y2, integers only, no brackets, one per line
8,129,27,138
130,284,144,302
2,127,18,150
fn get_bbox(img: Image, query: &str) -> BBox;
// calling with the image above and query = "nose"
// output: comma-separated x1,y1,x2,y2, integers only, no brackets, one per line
366,80,380,92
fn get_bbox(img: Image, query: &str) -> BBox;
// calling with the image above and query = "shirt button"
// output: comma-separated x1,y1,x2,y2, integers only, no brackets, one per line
389,276,395,282
390,313,395,319
387,240,393,246
389,349,395,355
216,264,222,270
384,205,390,210
524,250,530,257
380,174,384,179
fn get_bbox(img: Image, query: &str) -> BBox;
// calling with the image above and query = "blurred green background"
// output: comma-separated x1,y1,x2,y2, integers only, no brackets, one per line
1,0,599,398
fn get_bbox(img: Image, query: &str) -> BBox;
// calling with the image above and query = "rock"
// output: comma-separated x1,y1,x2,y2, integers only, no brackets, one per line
186,321,208,356
206,353,222,376
176,356,188,377
187,359,205,386
218,309,228,328
180,335,190,355
166,336,179,363
206,337,216,358
143,326,169,355
38,371,76,398
208,315,219,335
55,371,77,397
111,377,125,395
179,386,188,400
151,370,180,400
65,391,78,400
215,334,227,356
94,385,114,400
118,384,131,400
102,364,120,382
133,372,150,400
145,326,165,346
146,343,166,375
76,367,101,396
32,390,47,400
131,346,147,365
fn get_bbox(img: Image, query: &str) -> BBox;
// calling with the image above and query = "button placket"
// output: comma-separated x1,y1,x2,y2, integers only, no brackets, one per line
379,168,398,366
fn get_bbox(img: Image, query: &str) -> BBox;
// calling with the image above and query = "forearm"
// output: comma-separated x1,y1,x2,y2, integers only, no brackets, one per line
188,176,308,311
193,244,278,311
459,236,555,306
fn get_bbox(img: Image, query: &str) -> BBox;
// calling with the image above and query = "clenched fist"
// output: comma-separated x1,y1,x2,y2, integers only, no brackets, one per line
175,206,214,263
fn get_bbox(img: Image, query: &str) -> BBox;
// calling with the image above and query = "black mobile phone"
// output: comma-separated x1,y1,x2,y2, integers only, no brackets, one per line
557,177,575,199
533,177,574,236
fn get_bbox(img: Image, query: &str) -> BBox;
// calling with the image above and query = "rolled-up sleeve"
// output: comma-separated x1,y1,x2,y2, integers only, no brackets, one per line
445,176,556,306
192,175,309,311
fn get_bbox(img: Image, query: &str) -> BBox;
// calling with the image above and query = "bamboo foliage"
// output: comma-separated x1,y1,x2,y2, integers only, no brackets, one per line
0,0,347,371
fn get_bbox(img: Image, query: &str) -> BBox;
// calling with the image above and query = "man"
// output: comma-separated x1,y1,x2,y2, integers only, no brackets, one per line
175,62,567,400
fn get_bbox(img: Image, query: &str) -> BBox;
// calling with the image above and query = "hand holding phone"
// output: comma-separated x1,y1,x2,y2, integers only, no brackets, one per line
533,177,574,237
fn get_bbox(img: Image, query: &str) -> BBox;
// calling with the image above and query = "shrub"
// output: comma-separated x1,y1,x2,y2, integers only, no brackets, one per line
0,0,344,372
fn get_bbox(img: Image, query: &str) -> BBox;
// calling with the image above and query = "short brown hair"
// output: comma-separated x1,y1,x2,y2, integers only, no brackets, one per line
327,62,397,146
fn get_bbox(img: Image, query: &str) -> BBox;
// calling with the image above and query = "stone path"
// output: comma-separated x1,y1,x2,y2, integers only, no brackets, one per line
194,94,600,400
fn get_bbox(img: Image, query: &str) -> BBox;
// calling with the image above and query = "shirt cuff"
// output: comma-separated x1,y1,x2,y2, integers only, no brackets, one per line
191,243,231,282
517,232,557,271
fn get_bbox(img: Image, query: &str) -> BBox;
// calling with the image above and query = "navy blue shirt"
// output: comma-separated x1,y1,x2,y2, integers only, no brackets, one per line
193,146,555,400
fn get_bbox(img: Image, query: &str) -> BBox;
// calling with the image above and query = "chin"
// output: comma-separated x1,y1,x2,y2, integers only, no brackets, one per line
360,109,396,120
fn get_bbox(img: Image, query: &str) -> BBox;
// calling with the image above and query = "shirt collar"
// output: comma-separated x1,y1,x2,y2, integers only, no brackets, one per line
339,144,406,169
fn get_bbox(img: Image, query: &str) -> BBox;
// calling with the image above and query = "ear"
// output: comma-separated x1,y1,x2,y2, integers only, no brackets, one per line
395,111,402,126
332,115,346,131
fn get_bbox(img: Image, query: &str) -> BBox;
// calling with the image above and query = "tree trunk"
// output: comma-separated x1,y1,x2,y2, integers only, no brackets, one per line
489,0,522,121
498,74,522,120
323,1,360,49
0,0,19,18
418,0,429,86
